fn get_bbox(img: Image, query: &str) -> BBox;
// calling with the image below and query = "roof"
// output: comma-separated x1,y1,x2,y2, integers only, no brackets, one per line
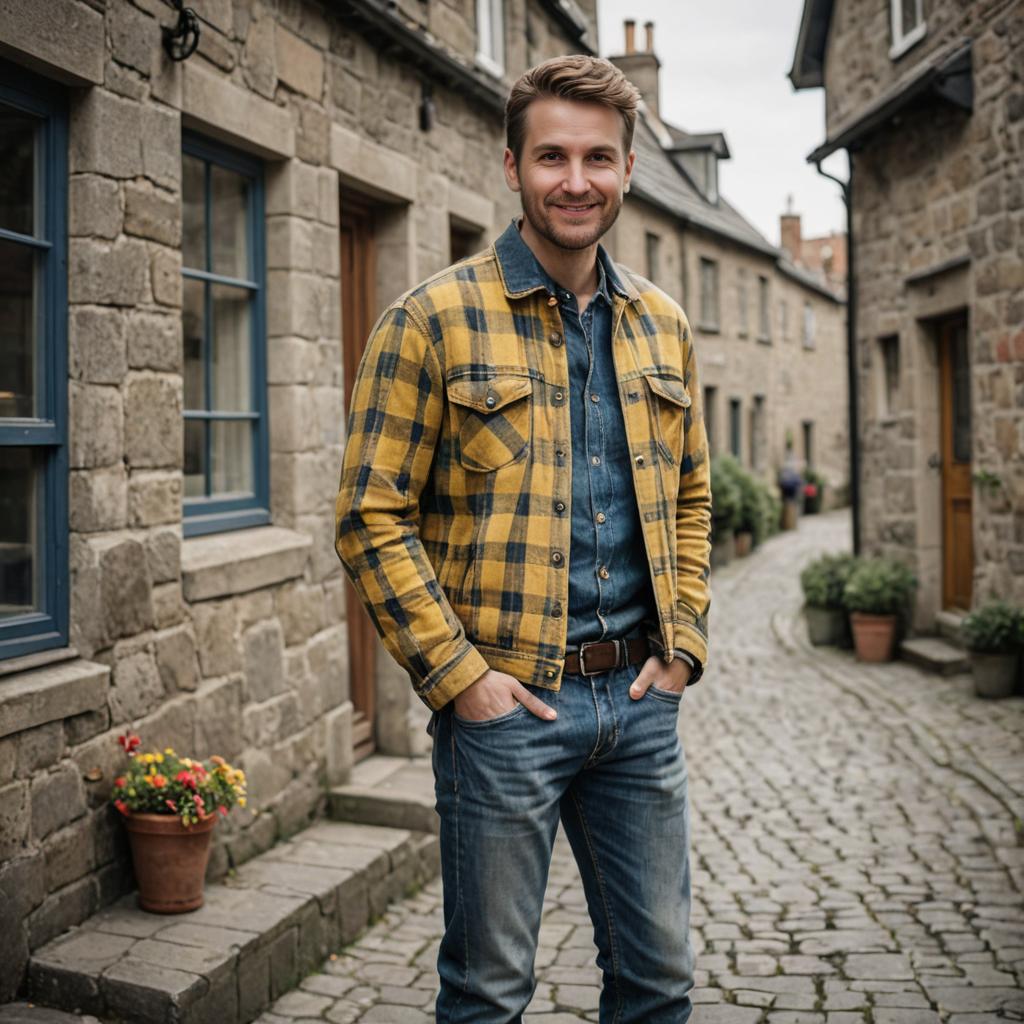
629,116,777,258
789,0,834,90
777,255,846,303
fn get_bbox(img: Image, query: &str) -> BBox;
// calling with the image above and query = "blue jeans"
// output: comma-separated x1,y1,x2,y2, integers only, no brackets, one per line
431,660,694,1023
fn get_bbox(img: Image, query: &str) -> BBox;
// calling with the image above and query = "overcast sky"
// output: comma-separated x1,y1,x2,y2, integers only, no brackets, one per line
596,0,849,246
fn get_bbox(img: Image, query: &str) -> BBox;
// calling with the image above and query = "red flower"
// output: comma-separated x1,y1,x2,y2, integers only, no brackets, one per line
804,483,819,498
218,805,228,817
165,799,178,812
175,770,197,790
114,799,130,817
114,776,126,788
117,732,141,755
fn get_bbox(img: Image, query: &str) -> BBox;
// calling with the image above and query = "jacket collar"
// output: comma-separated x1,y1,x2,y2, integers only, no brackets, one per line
493,217,639,303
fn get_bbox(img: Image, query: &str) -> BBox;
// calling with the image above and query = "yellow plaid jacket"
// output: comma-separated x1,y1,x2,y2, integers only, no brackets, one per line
335,234,712,712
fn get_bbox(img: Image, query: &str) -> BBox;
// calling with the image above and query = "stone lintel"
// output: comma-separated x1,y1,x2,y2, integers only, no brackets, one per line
330,124,417,204
0,0,104,86
181,526,311,602
182,62,295,161
0,659,110,740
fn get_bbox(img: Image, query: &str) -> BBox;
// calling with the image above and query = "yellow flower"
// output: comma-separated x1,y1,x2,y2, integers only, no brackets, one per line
238,797,247,807
142,753,155,765
164,747,175,755
127,788,137,797
155,753,164,763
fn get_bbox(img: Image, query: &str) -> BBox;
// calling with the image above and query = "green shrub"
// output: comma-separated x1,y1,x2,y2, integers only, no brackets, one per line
962,600,1022,654
841,558,917,615
710,455,742,537
800,553,859,610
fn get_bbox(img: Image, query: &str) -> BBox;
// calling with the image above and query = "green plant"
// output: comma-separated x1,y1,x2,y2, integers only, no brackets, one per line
710,455,742,537
841,558,917,616
111,732,247,827
801,553,859,610
962,600,1022,654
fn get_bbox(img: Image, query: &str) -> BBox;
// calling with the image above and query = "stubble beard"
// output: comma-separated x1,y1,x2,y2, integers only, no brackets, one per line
520,188,624,252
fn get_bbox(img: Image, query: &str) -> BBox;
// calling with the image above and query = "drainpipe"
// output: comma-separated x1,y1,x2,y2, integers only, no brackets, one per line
813,155,861,556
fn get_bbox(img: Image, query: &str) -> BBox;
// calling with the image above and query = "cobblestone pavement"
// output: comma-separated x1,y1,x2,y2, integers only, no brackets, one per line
260,511,1024,1023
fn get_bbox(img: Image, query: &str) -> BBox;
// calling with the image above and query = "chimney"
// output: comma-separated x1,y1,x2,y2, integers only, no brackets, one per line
610,19,662,119
780,202,802,263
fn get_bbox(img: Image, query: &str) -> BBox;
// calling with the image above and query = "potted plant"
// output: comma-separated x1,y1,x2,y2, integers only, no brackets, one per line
111,732,247,913
710,456,741,568
734,468,760,557
803,469,826,515
800,553,858,646
841,558,917,663
962,601,1022,700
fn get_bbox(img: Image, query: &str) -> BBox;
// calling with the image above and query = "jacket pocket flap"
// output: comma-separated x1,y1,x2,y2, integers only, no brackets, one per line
643,371,691,408
447,375,532,413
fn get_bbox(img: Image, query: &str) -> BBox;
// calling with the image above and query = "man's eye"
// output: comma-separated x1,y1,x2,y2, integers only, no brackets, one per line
541,153,561,161
591,154,610,162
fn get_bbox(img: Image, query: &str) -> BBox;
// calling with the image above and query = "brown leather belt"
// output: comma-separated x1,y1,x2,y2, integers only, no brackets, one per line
563,637,651,677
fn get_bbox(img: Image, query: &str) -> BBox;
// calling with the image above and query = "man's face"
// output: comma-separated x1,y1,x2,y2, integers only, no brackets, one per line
503,97,635,252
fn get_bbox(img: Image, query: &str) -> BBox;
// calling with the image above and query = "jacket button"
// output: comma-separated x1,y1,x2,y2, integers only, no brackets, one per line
549,333,563,346
551,602,562,618
545,669,556,677
554,500,566,513
553,391,564,403
485,394,496,408
551,550,564,566
635,454,645,466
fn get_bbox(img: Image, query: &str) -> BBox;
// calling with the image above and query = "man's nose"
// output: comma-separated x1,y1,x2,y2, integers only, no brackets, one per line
562,160,589,195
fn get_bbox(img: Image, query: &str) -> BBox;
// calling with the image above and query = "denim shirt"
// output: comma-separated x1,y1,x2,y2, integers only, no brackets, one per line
500,225,659,648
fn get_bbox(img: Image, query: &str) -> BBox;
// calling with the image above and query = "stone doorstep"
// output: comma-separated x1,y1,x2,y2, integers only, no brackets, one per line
327,755,438,835
25,820,440,1024
935,609,967,649
900,636,971,676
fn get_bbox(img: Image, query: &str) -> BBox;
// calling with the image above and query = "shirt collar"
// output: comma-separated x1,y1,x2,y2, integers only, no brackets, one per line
494,217,632,303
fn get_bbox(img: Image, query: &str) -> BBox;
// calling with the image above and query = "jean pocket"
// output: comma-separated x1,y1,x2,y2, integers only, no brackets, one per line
646,683,684,704
453,702,530,728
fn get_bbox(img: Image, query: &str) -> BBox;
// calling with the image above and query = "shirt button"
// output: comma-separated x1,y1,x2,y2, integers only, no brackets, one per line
551,550,565,566
598,566,610,580
590,393,600,403
596,512,606,524
635,454,645,466
554,500,566,513
549,333,563,347
547,295,558,307
591,455,601,466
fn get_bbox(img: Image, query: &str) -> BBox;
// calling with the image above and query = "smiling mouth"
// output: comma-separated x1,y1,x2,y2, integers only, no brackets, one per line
555,203,598,213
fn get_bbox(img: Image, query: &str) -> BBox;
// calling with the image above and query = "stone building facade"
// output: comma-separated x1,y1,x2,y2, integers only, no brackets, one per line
607,24,850,502
791,0,1024,623
0,0,597,1001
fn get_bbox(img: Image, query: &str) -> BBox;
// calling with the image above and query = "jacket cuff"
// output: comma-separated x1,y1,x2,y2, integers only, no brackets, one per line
419,642,491,711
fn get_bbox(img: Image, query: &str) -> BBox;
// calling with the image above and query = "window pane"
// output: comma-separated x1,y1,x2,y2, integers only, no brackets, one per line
0,448,39,618
211,420,253,496
183,277,205,411
901,0,918,32
211,164,249,279
0,107,35,237
184,418,206,498
182,153,206,271
0,239,38,418
211,284,252,412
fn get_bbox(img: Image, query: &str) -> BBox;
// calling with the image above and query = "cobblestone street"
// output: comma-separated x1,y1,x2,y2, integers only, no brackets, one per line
261,511,1024,1023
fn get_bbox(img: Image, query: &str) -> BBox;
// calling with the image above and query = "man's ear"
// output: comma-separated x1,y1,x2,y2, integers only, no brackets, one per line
623,148,636,195
503,148,521,193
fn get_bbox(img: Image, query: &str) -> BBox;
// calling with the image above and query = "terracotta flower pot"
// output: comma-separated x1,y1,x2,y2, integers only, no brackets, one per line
124,812,217,913
850,612,898,663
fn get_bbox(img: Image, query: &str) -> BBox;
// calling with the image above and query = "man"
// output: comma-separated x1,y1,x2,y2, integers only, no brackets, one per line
336,54,711,1024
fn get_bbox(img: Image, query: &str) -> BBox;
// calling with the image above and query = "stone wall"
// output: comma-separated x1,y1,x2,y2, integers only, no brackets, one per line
0,0,589,1002
824,0,1024,616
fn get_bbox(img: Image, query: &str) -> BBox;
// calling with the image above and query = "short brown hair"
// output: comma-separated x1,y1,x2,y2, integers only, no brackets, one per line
505,55,641,162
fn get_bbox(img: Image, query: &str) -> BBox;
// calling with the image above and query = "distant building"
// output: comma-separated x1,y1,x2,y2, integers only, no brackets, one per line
790,0,1024,622
609,21,850,500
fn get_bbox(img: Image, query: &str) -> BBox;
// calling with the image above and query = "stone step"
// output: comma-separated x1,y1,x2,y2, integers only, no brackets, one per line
26,820,439,1024
328,755,438,835
935,609,968,648
900,636,970,676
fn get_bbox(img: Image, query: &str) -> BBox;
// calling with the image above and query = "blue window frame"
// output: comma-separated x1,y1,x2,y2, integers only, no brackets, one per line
181,132,269,537
0,61,69,661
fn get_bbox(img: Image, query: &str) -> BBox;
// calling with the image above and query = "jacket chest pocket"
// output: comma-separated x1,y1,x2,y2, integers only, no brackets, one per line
642,370,691,467
447,373,533,472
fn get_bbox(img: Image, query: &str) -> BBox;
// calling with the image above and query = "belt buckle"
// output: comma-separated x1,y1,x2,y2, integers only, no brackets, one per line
579,639,624,677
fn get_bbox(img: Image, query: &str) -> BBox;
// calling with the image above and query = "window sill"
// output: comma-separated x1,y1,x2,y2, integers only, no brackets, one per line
182,525,312,602
697,323,721,335
889,23,926,61
0,657,110,739
757,335,772,344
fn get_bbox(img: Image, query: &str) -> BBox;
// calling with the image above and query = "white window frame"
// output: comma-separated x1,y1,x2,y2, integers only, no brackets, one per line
889,0,926,59
699,257,720,332
803,301,816,349
475,0,505,78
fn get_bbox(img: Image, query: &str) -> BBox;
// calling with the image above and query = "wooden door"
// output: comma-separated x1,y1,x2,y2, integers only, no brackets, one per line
340,193,378,762
938,315,972,611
